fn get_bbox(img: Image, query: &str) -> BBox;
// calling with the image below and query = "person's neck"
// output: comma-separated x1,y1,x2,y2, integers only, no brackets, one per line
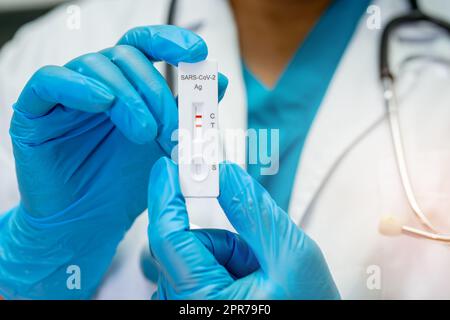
230,0,331,88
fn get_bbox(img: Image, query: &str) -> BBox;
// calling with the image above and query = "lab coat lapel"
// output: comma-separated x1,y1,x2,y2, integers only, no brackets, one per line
176,0,248,166
289,0,408,224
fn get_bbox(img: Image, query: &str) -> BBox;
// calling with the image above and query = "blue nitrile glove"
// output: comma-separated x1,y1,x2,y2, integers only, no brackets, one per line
141,228,260,283
0,25,227,300
147,158,340,300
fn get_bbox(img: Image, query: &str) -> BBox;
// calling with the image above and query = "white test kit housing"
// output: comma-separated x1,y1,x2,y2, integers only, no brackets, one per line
178,60,219,200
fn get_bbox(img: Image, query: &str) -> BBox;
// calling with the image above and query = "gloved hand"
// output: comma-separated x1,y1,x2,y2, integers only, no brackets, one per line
147,158,340,300
0,25,227,300
141,228,260,284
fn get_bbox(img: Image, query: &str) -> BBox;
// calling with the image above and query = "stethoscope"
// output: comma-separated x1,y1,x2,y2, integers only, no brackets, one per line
165,0,450,242
379,0,450,242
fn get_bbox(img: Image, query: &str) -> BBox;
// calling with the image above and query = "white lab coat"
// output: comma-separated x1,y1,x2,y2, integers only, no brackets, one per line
0,0,449,299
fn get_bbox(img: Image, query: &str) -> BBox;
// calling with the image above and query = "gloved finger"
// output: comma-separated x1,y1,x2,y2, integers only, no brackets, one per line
192,229,260,279
65,52,157,144
117,25,207,66
152,273,192,300
100,45,177,154
14,65,115,117
218,73,228,102
148,157,233,292
152,274,169,300
218,163,305,272
151,291,159,300
140,247,159,283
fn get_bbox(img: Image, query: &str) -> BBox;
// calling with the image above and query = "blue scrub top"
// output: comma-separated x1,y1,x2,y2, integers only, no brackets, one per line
244,0,370,211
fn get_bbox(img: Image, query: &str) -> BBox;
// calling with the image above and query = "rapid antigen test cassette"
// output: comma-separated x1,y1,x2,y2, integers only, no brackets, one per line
178,60,219,199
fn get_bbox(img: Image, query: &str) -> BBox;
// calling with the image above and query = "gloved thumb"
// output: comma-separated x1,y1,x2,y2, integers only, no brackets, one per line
147,157,232,291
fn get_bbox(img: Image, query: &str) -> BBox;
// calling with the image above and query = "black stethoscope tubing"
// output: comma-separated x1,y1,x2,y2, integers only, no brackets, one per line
380,0,450,80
